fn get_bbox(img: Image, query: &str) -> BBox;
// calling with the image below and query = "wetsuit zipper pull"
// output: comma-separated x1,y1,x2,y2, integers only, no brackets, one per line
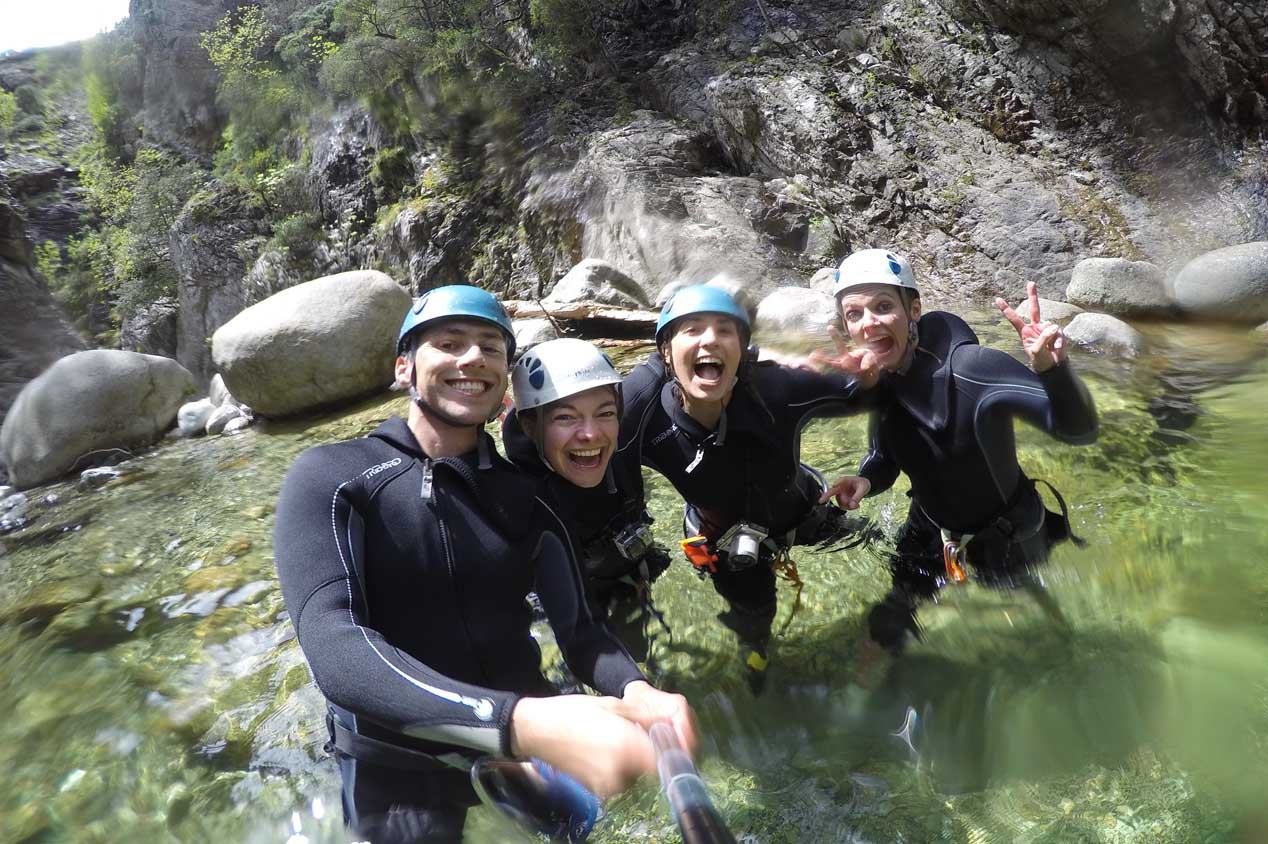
420,458,434,503
685,446,705,474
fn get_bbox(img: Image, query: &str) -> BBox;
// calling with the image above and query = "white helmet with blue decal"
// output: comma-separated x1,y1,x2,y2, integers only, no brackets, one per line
833,249,919,298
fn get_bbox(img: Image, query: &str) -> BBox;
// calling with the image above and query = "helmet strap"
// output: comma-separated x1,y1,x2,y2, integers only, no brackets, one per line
407,362,486,431
896,317,920,375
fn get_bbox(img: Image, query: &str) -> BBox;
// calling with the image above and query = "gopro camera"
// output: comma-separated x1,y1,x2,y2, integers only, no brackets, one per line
716,522,769,570
612,523,653,562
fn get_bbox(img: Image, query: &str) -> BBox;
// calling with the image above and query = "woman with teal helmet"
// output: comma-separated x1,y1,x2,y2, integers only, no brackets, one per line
619,284,880,693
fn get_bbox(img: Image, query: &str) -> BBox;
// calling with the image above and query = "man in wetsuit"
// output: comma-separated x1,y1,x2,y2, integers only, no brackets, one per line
819,250,1098,654
503,338,671,663
621,285,879,693
274,286,695,843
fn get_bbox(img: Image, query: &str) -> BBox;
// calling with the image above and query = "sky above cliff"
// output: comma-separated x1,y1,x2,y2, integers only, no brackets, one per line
0,0,130,53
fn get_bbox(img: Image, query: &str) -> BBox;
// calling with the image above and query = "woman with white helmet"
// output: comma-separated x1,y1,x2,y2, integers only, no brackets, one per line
619,285,881,694
818,249,1099,655
504,338,671,661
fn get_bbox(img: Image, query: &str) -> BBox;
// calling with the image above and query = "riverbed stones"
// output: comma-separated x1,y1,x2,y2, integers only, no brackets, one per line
543,259,650,309
754,286,837,339
205,404,244,436
1066,258,1172,318
0,350,195,489
210,270,410,417
1063,312,1145,353
1172,242,1268,323
177,399,215,437
222,417,252,435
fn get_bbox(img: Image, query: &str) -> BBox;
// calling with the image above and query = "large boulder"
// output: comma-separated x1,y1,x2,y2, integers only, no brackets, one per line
210,270,410,417
1066,258,1172,318
754,286,837,341
1063,313,1145,354
543,259,650,309
0,351,195,488
1172,242,1268,323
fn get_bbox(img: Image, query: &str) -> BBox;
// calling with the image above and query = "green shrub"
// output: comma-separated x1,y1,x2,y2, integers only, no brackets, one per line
369,146,414,203
0,90,16,137
268,212,322,257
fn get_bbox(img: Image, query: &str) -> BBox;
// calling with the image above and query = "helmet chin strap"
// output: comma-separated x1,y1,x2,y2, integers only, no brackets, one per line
408,365,495,468
894,317,920,375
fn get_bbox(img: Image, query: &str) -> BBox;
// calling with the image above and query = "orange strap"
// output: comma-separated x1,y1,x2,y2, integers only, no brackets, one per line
680,535,717,574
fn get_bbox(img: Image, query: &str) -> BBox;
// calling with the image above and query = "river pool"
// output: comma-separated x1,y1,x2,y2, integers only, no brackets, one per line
2,309,1266,844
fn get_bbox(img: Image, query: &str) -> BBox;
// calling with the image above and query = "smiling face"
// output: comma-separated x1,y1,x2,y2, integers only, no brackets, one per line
395,318,509,427
663,313,744,408
529,385,620,488
838,285,921,371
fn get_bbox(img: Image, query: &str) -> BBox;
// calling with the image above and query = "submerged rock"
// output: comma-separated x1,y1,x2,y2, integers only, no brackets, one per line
78,467,122,490
1172,241,1268,323
210,270,410,417
0,350,195,489
1063,312,1145,353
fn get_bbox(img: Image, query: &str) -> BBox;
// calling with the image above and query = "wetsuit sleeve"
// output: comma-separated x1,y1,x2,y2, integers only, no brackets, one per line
531,498,647,696
767,364,878,422
619,353,667,455
858,410,901,495
956,347,1098,444
275,448,520,757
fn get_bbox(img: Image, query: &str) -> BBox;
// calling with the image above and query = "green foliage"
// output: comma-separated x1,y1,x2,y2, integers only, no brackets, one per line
81,31,144,155
369,146,414,203
201,6,279,82
0,90,16,137
59,140,203,331
267,212,322,257
202,5,309,171
14,85,43,115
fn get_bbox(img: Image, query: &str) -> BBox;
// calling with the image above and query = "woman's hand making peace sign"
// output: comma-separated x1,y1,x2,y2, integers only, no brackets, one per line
995,281,1066,373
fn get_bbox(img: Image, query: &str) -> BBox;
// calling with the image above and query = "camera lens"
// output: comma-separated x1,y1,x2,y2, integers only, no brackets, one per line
731,533,760,568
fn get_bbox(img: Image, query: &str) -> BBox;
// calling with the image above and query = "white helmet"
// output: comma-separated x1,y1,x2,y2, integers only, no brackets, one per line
833,249,919,298
511,338,622,412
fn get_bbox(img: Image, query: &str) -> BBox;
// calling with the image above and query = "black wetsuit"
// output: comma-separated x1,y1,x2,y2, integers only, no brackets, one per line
274,416,644,842
502,409,670,661
620,352,873,664
858,311,1098,650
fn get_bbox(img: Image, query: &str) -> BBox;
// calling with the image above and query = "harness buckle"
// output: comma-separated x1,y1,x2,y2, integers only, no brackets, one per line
942,540,968,583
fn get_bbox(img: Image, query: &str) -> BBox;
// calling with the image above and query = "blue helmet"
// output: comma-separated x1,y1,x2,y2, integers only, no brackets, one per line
397,285,516,358
655,285,751,345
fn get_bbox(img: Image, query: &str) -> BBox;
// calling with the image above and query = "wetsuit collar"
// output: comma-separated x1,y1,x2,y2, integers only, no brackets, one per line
369,416,498,473
889,311,979,432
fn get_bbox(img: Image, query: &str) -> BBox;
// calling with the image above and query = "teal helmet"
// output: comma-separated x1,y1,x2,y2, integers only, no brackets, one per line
655,285,751,346
397,285,516,358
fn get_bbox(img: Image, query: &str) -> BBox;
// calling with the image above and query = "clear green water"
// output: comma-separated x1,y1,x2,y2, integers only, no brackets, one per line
2,312,1266,844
